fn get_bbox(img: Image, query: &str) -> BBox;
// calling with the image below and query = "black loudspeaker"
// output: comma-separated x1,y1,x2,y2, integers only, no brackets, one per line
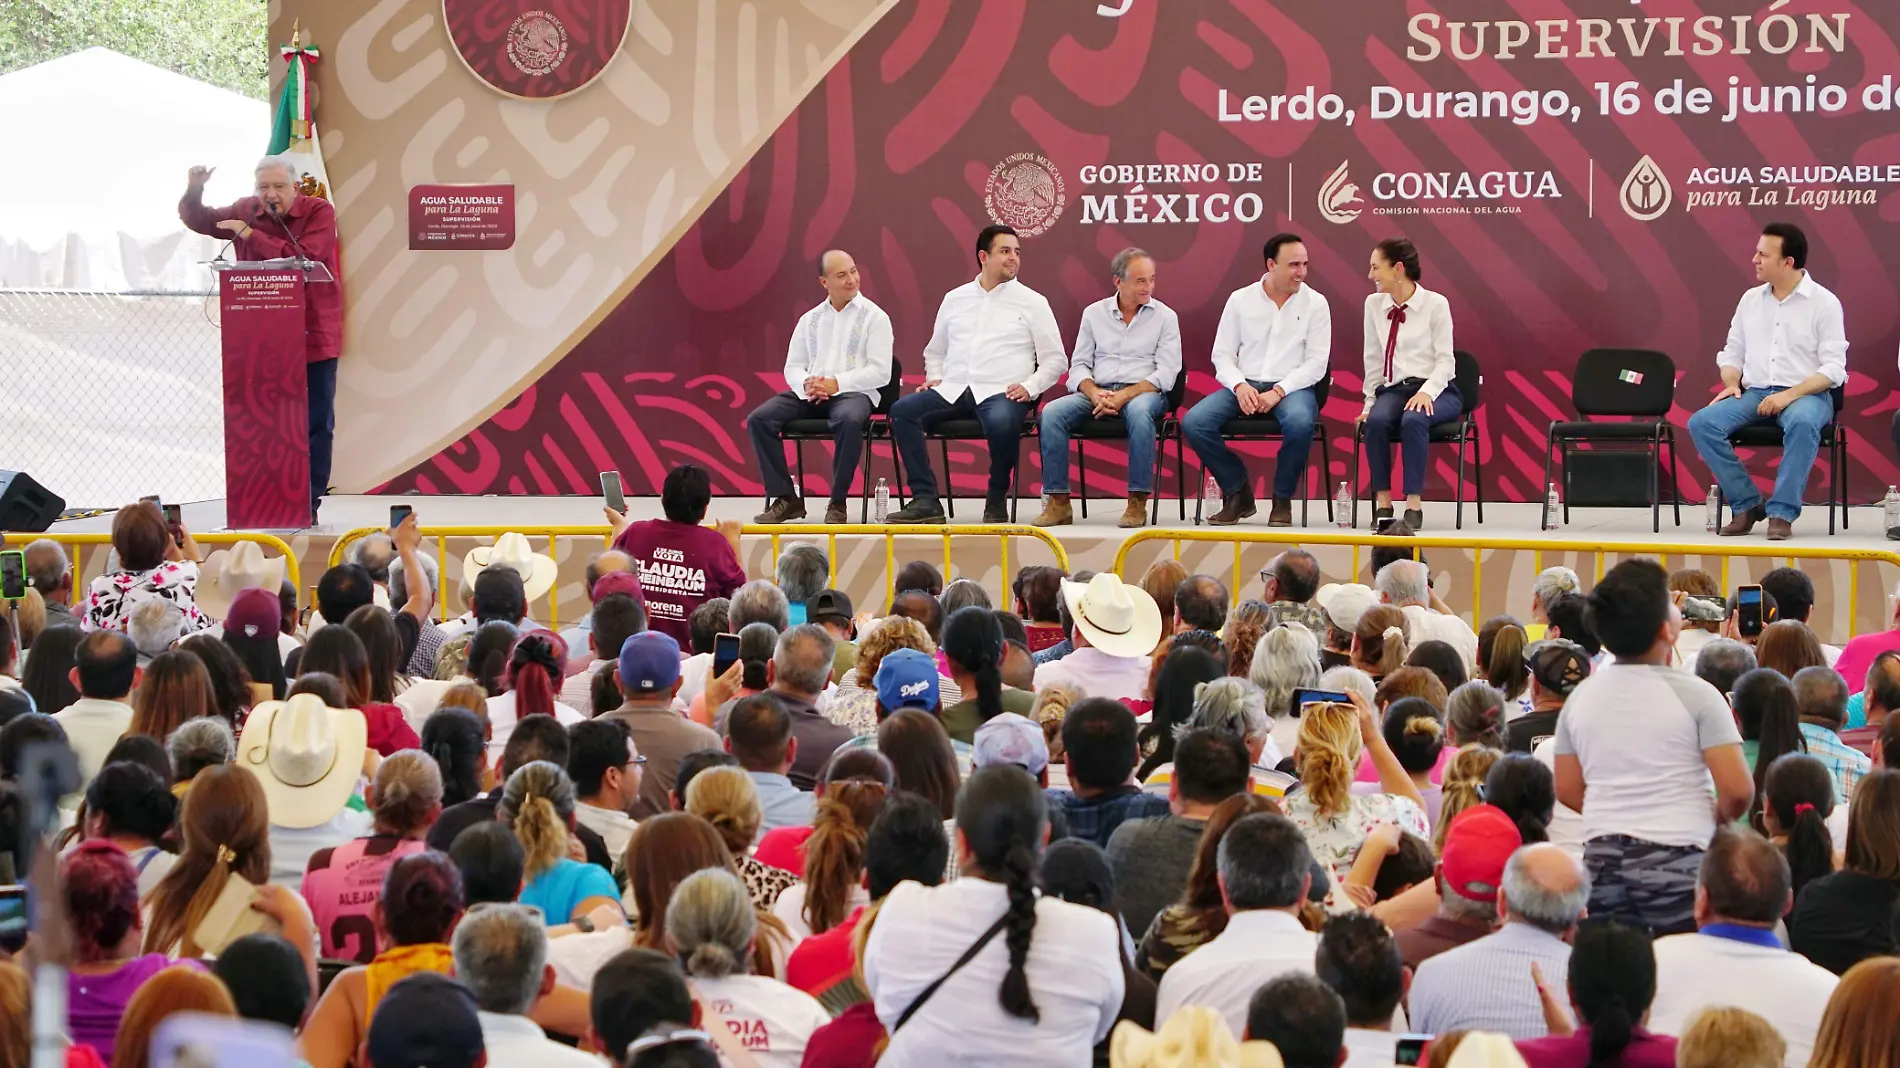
1562,451,1662,509
0,471,64,532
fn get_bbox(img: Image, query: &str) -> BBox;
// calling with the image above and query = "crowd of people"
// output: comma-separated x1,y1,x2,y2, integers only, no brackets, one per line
2,484,1899,1068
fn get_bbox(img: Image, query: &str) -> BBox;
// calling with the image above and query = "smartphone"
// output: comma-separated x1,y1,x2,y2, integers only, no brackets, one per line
0,886,26,954
600,471,626,513
152,1011,297,1068
712,632,741,679
1737,584,1764,638
0,551,24,600
1394,1034,1431,1066
163,503,183,527
140,494,161,506
389,504,413,529
1290,687,1350,718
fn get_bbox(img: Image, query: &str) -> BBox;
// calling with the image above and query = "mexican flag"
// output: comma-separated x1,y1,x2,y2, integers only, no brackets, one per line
267,28,332,204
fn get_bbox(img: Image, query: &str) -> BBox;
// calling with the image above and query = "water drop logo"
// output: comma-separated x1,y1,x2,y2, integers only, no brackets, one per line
1619,156,1672,221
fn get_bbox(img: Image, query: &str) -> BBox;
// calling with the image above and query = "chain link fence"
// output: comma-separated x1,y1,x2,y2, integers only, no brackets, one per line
0,289,226,509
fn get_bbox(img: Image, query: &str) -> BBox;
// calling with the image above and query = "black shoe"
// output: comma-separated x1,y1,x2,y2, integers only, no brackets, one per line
1403,508,1425,530
982,501,1010,524
887,499,947,524
1371,506,1394,531
1887,525,1900,542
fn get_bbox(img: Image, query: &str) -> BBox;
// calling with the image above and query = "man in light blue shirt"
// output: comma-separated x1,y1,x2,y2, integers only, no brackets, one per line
725,692,816,832
1033,247,1181,530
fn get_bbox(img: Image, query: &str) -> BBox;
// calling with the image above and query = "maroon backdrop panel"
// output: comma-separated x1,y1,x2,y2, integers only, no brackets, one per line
442,0,631,100
222,270,312,529
388,0,1900,507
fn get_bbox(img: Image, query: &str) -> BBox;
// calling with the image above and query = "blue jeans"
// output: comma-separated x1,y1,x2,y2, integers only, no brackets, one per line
1687,387,1831,521
890,388,1032,504
1181,380,1318,500
1037,387,1168,494
1365,380,1462,497
307,357,338,510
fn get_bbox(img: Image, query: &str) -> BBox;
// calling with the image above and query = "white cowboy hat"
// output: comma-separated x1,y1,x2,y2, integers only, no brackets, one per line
462,532,557,603
196,541,288,619
1061,573,1162,659
237,693,368,830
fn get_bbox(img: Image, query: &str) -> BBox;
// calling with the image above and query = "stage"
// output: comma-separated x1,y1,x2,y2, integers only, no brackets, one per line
37,494,1900,645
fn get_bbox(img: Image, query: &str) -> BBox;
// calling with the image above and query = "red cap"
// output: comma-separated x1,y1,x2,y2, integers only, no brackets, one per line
592,570,644,606
1439,804,1522,903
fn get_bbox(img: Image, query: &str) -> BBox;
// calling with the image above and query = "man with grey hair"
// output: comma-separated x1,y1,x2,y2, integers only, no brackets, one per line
1376,558,1478,669
1033,246,1181,530
166,716,236,785
1792,664,1868,799
748,249,893,526
23,539,75,629
180,155,343,519
451,904,601,1066
346,533,396,583
1154,812,1318,1037
1395,802,1519,969
1692,637,1757,696
1183,233,1331,527
766,623,850,790
728,579,790,633
775,543,829,625
127,599,187,666
1410,843,1589,1039
1259,549,1325,631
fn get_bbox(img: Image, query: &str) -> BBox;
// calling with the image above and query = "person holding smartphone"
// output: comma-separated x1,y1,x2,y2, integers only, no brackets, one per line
77,500,210,637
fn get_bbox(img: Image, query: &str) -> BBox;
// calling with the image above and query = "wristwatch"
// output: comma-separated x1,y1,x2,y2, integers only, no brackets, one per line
573,915,595,933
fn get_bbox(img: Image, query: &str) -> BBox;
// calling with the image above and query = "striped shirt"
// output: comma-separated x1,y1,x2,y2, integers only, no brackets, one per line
1410,923,1573,1040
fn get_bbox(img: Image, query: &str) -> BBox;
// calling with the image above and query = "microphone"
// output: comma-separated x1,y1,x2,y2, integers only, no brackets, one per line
262,198,313,265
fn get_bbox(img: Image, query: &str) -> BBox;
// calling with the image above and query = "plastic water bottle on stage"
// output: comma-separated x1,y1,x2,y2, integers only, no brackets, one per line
1204,473,1221,519
1545,483,1562,530
1705,485,1720,533
874,478,890,523
1335,482,1352,528
1885,486,1900,531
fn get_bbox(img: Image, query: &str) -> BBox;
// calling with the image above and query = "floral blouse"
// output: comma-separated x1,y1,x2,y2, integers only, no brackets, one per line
79,561,211,636
1283,790,1429,910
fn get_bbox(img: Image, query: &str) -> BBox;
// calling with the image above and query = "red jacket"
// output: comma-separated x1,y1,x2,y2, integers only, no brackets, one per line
179,189,343,361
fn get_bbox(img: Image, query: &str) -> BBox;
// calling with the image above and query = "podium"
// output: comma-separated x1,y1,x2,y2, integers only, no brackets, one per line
208,258,333,530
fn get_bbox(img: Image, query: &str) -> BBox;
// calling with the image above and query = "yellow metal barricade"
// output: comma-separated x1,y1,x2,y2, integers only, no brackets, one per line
1113,528,1900,639
328,524,1071,627
3,531,303,603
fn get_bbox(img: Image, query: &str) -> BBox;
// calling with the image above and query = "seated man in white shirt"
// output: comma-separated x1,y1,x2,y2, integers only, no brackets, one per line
1154,811,1319,1037
1033,573,1164,704
567,719,641,864
1033,246,1181,530
1374,560,1477,671
887,225,1067,525
748,250,894,525
52,630,139,789
556,590,644,719
1687,222,1847,541
1182,233,1332,527
451,904,606,1067
1646,828,1839,1068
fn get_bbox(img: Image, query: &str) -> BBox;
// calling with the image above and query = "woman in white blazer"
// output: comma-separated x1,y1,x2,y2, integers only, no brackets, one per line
1359,238,1460,530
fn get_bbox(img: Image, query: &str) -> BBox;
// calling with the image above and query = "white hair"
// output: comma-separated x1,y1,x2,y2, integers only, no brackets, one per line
1531,566,1581,612
1248,622,1320,722
1375,559,1431,607
255,154,300,184
1187,677,1270,743
1320,665,1377,706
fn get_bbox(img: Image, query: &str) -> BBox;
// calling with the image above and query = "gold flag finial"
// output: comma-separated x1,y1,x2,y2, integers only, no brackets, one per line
291,19,302,49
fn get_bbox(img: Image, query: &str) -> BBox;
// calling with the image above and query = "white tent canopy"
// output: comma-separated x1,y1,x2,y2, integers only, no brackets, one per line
0,47,268,291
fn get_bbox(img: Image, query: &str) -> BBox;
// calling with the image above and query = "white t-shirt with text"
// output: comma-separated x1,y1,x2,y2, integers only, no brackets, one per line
691,973,830,1068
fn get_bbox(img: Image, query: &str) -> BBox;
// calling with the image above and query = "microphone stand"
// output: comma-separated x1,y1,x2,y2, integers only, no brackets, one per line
264,201,314,267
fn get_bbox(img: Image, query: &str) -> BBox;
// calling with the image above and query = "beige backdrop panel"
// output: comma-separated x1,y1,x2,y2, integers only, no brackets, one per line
271,0,895,491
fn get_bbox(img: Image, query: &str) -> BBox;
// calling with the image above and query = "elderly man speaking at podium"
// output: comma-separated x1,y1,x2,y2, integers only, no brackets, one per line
180,155,344,519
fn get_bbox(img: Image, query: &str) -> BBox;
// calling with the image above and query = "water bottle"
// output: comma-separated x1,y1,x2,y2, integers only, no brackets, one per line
1705,485,1720,533
1544,482,1562,530
874,478,890,523
1204,472,1222,517
1334,481,1352,528
1885,486,1900,531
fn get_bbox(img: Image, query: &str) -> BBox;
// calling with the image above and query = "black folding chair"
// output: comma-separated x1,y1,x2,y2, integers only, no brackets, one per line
922,399,1039,522
1350,350,1485,529
1056,374,1190,525
762,357,904,523
1716,384,1850,534
1543,348,1682,533
1186,376,1337,526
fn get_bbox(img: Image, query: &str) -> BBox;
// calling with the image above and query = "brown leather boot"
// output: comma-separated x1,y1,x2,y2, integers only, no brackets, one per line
1720,504,1766,536
1032,494,1073,527
1207,484,1255,526
1119,494,1149,528
1766,517,1793,541
754,496,805,523
823,501,849,525
1267,497,1293,527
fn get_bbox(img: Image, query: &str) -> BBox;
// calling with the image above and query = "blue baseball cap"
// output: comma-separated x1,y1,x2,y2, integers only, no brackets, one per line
874,647,939,712
618,630,682,692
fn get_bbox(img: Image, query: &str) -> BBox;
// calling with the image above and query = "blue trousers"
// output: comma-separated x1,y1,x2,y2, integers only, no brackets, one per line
1364,380,1462,497
1181,380,1319,500
890,388,1031,504
1037,388,1168,494
308,357,337,511
1687,387,1830,521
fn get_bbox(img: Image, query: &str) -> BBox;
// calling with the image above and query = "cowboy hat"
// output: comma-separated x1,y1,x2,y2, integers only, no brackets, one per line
1109,1006,1284,1068
462,532,557,603
1061,573,1162,659
196,541,288,619
237,693,368,830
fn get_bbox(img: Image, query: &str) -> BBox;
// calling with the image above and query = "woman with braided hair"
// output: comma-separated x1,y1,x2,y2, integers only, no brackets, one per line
484,630,583,763
863,764,1124,1066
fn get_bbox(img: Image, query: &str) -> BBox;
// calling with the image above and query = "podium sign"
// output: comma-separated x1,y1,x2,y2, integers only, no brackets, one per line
218,268,311,529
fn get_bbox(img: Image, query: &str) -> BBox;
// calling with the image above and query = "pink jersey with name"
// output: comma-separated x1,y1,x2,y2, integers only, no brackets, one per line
301,835,428,963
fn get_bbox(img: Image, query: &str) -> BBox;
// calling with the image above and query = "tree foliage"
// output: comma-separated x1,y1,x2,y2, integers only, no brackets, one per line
0,0,269,99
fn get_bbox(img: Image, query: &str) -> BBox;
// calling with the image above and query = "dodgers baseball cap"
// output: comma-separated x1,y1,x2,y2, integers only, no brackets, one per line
974,712,1048,776
365,972,484,1068
874,648,939,712
618,630,682,692
1439,803,1523,904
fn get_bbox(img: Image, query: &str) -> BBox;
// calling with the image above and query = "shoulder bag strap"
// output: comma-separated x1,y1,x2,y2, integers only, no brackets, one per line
890,912,1011,1034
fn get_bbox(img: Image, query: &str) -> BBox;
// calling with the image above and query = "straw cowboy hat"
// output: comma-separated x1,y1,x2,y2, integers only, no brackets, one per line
1109,1006,1284,1068
1062,572,1163,659
462,532,557,603
196,541,288,619
237,693,368,830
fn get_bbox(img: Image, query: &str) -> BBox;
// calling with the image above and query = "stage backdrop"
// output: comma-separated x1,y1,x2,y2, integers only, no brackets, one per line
297,0,1900,505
